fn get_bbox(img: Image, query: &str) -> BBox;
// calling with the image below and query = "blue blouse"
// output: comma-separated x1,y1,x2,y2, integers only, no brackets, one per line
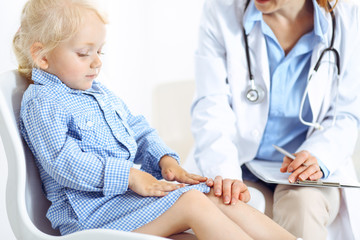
243,0,329,177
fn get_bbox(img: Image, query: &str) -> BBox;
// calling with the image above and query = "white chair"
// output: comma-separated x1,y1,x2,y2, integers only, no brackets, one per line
0,70,167,240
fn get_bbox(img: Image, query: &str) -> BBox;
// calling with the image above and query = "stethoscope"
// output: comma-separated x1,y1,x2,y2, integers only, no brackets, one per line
243,1,340,130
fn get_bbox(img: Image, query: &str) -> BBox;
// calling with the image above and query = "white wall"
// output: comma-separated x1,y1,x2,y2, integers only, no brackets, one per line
0,0,204,239
105,0,204,119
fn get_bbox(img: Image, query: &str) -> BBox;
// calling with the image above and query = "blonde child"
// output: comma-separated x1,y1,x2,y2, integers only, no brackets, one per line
14,0,298,239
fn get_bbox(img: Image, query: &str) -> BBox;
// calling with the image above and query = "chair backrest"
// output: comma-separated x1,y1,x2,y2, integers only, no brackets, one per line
0,70,60,239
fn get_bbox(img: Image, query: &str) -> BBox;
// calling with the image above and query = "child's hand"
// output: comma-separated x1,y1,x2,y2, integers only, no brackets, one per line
128,168,182,197
159,155,207,185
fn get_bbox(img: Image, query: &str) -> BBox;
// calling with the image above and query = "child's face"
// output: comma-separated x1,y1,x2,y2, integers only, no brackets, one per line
45,10,106,90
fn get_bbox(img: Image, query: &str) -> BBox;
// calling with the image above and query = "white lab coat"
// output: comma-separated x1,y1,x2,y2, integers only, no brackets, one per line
186,0,360,239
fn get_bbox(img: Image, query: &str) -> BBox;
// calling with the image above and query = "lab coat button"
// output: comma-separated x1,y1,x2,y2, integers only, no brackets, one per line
251,129,259,137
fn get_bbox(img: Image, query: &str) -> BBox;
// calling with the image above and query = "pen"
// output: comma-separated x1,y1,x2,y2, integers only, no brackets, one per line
272,144,296,160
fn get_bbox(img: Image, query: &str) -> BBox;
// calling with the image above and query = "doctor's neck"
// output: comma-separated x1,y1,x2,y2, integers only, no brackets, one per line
256,0,314,23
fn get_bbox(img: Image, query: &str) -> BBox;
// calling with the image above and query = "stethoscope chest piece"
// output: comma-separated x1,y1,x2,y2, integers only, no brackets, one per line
245,79,265,103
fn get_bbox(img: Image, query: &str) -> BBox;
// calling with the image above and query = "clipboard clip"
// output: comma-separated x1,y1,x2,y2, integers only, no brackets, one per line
295,179,341,187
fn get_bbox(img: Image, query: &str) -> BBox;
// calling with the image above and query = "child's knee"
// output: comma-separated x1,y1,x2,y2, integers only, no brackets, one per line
180,189,213,211
181,189,207,202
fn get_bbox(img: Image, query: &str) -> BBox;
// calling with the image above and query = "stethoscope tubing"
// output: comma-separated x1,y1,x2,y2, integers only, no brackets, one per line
242,0,340,130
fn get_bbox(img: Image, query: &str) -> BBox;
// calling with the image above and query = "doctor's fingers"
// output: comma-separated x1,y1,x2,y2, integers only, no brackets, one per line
222,179,233,204
280,157,293,173
213,176,224,197
288,163,322,183
308,168,324,181
287,150,311,172
298,162,323,181
222,179,247,205
232,181,250,204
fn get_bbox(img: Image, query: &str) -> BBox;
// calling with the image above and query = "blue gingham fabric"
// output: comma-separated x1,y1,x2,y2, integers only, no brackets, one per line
20,68,210,235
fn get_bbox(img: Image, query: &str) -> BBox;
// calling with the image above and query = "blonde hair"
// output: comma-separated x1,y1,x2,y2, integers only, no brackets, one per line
13,0,108,81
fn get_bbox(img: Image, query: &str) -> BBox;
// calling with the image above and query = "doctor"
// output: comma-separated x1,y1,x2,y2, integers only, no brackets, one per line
185,0,360,239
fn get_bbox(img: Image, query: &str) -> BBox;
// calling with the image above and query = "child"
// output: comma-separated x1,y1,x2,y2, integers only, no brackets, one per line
14,0,297,239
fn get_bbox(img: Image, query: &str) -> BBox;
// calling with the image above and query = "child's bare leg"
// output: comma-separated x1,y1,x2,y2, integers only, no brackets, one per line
133,189,253,240
206,189,296,240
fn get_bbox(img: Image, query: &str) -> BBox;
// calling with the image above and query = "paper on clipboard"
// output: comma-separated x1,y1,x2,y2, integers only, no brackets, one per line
245,159,360,188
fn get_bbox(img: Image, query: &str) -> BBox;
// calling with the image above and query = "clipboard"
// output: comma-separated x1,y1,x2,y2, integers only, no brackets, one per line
245,159,360,188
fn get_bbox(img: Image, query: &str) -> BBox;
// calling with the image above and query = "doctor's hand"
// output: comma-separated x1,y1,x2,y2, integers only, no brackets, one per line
280,150,323,183
159,155,207,185
206,176,250,205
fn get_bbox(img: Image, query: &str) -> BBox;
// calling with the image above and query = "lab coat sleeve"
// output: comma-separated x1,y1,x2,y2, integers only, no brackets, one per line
298,5,360,176
191,0,243,180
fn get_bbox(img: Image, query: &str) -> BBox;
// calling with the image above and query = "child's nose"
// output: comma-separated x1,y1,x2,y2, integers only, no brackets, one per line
91,55,102,69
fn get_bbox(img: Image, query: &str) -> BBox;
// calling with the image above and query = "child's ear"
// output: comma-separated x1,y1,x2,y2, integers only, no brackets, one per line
30,42,49,70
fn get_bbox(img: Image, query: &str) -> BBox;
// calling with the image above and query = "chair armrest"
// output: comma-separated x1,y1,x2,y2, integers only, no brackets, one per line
247,187,266,213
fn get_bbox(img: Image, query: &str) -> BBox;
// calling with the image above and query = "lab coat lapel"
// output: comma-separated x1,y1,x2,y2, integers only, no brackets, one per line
306,41,329,130
307,9,334,131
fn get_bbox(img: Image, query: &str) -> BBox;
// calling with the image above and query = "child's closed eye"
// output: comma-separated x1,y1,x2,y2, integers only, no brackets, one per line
76,50,104,57
77,52,89,57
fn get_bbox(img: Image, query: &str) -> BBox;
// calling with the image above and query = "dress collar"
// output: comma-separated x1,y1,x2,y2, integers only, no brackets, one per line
31,68,103,94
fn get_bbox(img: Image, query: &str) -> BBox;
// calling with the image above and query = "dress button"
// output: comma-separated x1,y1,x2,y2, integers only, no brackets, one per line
86,121,94,127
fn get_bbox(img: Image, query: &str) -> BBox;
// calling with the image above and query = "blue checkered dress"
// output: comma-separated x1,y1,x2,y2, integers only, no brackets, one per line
20,68,210,235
